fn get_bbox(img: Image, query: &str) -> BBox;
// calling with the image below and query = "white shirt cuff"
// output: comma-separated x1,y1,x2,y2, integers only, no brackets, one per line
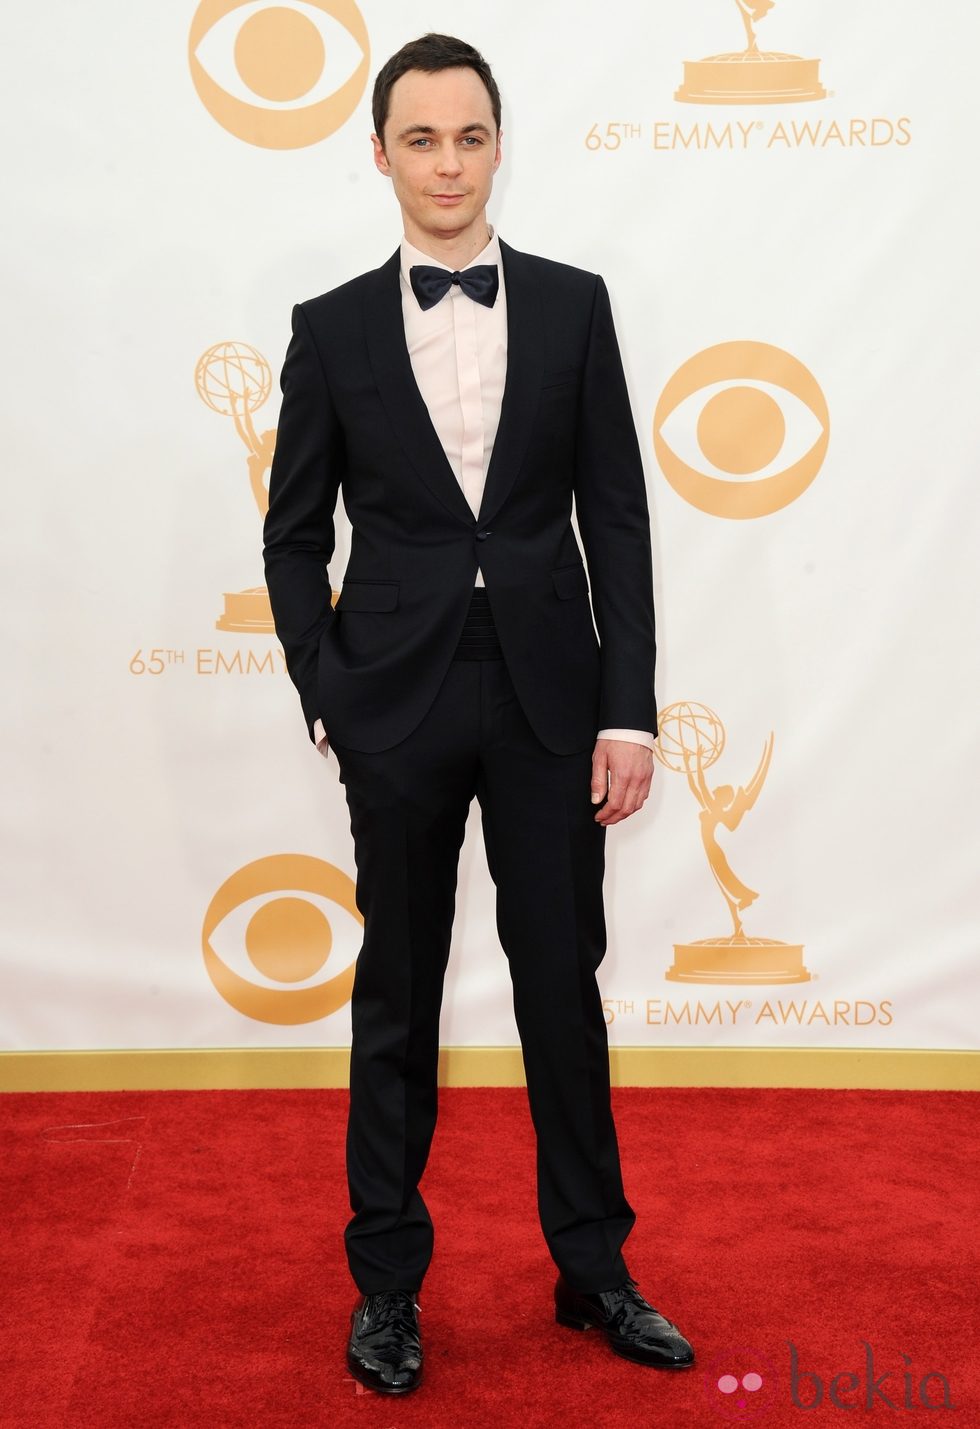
596,727,657,752
313,717,329,757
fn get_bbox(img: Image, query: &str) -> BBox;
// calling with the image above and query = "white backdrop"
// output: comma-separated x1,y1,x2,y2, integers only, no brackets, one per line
2,1,978,1054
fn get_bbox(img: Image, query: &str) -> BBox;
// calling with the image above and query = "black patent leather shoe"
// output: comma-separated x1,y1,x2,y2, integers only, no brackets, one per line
555,1275,695,1368
346,1288,423,1394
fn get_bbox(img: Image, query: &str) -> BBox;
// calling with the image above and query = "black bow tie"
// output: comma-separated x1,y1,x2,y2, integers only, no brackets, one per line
409,262,499,311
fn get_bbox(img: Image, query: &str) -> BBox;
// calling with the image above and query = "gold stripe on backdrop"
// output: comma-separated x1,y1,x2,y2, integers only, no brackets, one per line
0,1048,977,1093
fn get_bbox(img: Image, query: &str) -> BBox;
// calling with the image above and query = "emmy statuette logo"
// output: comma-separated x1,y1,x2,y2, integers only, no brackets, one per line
676,0,826,107
587,0,909,155
188,0,370,149
654,701,810,985
195,340,278,634
202,854,361,1024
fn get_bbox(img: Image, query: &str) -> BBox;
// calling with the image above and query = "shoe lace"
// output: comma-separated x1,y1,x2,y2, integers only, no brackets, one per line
366,1289,421,1330
618,1277,656,1312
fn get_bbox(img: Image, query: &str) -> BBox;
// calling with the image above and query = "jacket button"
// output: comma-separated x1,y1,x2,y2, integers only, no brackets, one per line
475,529,492,541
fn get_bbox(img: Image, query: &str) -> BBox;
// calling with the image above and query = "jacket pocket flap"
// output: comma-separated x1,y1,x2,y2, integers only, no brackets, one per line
337,580,399,612
541,367,579,390
551,563,589,600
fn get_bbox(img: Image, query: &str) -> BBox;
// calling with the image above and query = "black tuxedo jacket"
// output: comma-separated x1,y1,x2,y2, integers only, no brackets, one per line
262,237,657,755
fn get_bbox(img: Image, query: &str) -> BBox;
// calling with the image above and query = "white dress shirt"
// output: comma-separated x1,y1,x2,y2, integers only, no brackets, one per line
313,225,654,756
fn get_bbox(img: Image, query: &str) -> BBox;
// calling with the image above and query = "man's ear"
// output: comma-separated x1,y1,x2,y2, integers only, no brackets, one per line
371,132,390,176
492,127,503,173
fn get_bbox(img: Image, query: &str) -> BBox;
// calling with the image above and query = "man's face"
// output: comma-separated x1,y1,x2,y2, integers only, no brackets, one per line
372,66,502,246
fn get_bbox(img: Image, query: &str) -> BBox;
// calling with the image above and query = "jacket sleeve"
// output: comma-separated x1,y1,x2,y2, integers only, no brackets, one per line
262,302,345,742
573,274,658,737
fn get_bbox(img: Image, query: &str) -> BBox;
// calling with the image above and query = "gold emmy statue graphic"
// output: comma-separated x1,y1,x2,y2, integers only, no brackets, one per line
676,0,826,106
195,340,278,633
655,701,810,984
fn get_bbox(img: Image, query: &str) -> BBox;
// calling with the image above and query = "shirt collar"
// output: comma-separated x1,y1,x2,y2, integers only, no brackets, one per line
399,222,501,291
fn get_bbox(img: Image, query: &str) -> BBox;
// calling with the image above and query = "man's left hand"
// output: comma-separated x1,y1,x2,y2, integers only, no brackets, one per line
590,738,654,825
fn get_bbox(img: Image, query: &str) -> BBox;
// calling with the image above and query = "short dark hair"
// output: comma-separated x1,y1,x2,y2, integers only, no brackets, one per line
372,33,502,147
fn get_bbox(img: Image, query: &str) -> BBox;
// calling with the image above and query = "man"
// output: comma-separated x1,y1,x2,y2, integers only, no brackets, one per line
263,32,695,1396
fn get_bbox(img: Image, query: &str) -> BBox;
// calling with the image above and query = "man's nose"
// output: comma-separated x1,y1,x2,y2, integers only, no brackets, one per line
435,141,463,176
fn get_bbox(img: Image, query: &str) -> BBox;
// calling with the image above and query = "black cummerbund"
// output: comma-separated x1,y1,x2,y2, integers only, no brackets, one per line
452,587,503,661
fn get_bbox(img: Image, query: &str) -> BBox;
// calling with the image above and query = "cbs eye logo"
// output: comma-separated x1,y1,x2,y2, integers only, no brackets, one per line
189,0,370,149
654,342,830,519
202,854,361,1024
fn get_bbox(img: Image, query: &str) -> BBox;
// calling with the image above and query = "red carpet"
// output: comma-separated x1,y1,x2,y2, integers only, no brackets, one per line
0,1087,976,1427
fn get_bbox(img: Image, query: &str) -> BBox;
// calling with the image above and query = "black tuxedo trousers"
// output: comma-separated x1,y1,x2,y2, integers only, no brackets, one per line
333,642,636,1294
